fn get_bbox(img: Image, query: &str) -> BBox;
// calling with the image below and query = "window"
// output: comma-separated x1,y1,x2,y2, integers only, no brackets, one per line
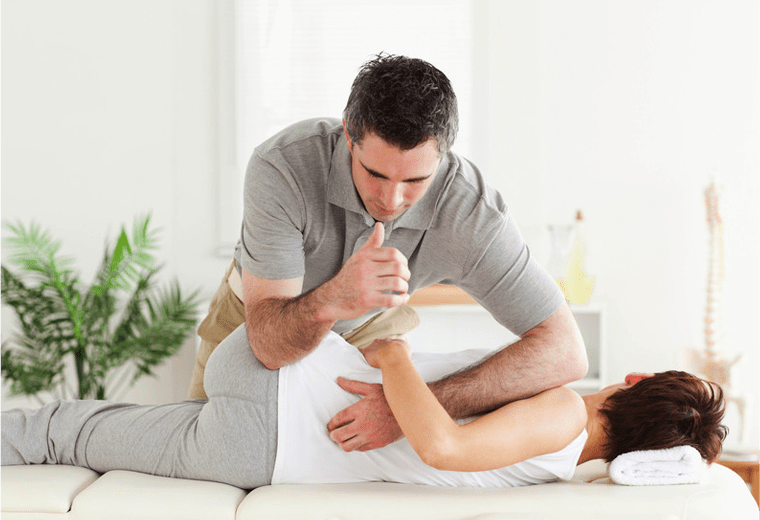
216,0,479,254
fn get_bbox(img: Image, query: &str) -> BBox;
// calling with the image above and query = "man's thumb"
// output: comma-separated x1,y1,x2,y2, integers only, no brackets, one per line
361,222,384,250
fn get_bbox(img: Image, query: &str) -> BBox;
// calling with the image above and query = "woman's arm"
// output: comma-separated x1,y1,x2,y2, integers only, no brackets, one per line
364,339,587,472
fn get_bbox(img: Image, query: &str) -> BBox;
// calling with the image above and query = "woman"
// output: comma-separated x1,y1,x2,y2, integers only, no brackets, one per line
1,325,726,489
355,337,727,476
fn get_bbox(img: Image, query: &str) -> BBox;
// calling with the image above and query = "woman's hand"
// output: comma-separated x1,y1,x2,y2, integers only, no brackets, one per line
360,338,411,368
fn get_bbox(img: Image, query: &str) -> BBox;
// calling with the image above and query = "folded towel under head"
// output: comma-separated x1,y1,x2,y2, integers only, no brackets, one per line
608,445,707,486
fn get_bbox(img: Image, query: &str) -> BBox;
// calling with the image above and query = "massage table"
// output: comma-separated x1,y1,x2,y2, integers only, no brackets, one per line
2,459,757,519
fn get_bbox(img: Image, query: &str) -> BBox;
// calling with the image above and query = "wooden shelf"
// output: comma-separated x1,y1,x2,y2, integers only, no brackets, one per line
407,284,606,392
408,284,477,306
717,455,759,507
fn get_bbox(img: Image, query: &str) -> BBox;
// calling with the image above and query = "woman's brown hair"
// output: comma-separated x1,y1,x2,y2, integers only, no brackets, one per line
599,370,727,463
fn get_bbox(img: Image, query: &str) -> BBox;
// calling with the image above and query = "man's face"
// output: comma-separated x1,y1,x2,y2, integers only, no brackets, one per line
345,126,440,222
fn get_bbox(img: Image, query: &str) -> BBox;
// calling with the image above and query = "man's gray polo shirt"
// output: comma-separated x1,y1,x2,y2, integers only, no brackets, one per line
234,118,564,336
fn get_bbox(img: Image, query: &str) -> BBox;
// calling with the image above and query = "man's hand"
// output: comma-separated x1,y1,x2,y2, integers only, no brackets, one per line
241,223,411,369
327,377,404,452
319,222,410,323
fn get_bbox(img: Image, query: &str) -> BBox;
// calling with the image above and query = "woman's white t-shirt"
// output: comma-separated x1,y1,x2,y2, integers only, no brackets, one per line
272,332,586,487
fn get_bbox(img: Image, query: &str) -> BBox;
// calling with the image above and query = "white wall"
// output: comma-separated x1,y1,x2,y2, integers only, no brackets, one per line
1,0,227,406
2,0,758,448
487,0,759,450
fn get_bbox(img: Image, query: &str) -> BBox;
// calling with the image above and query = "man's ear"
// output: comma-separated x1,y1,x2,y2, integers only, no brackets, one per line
625,373,655,386
342,120,352,151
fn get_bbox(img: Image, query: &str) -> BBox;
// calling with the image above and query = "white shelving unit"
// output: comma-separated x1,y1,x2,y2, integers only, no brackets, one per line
407,286,605,394
567,303,606,394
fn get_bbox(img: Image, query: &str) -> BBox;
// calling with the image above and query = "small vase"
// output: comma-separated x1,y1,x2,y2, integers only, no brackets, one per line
554,211,595,304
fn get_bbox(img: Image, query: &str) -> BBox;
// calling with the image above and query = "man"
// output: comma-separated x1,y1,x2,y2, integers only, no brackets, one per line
188,53,588,452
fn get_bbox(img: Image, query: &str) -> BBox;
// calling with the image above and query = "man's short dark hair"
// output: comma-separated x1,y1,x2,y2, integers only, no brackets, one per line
343,53,459,154
600,370,727,463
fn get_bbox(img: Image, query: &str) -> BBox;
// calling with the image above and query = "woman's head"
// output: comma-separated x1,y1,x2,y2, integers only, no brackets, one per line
599,370,727,463
343,53,459,154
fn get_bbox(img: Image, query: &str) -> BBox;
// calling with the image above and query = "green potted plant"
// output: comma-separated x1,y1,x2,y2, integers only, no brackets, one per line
1,214,201,401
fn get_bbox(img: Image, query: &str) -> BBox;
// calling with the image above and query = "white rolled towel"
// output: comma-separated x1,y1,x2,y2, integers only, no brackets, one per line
608,445,706,485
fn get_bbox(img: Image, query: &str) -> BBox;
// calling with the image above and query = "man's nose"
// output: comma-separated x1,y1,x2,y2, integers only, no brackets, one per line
380,183,403,208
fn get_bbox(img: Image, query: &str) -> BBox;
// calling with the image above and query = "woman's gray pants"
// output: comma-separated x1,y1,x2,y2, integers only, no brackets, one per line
1,325,278,489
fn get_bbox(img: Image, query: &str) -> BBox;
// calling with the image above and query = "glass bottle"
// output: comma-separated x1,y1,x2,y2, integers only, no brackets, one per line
557,210,595,304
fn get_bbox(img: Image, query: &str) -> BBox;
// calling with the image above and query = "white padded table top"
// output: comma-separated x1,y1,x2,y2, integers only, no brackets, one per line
236,461,757,520
2,461,757,520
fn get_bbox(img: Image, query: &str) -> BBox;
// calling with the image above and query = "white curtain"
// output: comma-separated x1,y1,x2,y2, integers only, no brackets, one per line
235,0,475,167
215,0,477,253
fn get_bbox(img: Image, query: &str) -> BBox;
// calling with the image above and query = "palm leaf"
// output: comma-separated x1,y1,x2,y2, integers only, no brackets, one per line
92,271,157,375
81,247,121,351
2,215,201,400
91,214,159,296
2,221,85,343
2,221,76,282
121,281,200,382
1,267,71,396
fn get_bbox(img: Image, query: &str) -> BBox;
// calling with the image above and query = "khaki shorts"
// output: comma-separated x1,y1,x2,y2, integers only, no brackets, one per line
187,261,420,399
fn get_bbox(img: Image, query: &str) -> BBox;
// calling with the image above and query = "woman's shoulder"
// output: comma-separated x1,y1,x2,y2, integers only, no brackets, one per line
533,387,588,450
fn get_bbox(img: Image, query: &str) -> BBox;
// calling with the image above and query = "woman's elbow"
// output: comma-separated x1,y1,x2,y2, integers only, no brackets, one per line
416,435,458,471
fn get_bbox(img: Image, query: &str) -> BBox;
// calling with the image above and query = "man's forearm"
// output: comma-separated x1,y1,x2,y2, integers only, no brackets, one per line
243,222,411,370
429,303,588,419
245,285,336,370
